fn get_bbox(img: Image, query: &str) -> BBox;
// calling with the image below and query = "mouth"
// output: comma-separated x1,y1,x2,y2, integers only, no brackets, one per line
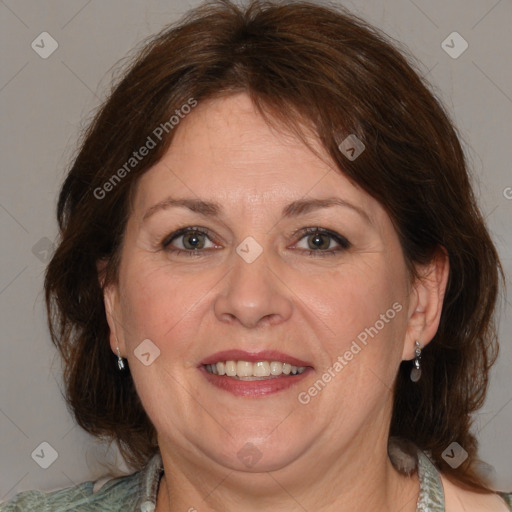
199,350,313,397
204,360,307,379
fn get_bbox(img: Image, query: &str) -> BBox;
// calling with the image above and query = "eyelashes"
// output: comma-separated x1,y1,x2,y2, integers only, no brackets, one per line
162,226,218,255
161,226,351,258
294,227,351,255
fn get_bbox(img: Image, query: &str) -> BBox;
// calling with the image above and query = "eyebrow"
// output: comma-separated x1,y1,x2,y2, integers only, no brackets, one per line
142,198,221,221
142,196,372,224
282,197,372,224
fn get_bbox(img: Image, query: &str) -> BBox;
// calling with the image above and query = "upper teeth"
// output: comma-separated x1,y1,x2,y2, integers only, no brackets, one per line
205,361,306,378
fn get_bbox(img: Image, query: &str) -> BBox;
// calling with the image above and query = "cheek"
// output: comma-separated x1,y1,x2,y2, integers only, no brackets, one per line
295,263,408,425
297,259,407,349
117,259,207,345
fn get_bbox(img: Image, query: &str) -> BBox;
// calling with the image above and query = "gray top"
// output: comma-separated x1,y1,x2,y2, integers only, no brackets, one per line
1,450,511,511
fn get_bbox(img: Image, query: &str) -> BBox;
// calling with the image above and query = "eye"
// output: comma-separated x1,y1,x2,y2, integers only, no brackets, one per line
162,227,218,255
294,227,350,256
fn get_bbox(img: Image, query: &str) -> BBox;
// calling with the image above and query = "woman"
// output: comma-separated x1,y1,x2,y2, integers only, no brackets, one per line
1,1,510,510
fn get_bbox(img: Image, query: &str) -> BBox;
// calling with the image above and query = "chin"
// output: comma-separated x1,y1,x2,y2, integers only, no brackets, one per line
201,431,309,474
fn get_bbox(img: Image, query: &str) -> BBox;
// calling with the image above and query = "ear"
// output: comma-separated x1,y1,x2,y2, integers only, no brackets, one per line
402,247,449,360
97,258,125,357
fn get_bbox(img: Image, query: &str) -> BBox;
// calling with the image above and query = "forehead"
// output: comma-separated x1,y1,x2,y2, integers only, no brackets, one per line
133,93,383,222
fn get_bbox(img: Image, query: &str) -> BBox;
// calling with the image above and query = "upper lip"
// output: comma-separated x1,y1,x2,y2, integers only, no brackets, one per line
200,350,313,368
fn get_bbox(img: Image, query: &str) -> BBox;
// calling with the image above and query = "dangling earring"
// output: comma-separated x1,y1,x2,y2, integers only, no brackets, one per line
410,341,422,382
116,346,125,370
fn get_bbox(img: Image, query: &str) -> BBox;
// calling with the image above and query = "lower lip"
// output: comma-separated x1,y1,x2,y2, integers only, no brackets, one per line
200,366,313,397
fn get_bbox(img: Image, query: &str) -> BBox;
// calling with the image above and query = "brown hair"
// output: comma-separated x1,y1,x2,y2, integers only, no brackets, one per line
45,0,502,491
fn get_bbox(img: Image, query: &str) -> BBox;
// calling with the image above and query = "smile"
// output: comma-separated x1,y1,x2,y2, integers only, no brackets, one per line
204,360,307,379
200,350,313,396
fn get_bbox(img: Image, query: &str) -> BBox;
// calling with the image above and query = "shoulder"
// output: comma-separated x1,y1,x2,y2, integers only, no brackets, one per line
0,471,141,512
440,474,512,512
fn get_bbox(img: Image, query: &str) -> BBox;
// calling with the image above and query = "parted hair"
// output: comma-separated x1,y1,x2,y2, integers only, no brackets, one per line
45,0,502,491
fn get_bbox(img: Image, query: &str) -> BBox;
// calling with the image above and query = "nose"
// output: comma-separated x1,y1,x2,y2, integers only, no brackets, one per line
213,249,293,329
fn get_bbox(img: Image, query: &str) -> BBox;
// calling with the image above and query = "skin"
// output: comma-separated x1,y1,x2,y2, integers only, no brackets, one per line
104,92,452,512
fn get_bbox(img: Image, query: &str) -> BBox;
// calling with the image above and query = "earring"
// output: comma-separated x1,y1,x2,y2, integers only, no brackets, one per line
410,341,422,382
116,346,125,370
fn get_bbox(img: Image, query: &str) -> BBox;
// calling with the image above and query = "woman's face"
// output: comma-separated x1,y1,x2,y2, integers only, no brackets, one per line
106,92,423,475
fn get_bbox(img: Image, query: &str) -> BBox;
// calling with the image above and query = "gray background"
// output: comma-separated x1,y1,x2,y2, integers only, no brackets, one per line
1,0,511,501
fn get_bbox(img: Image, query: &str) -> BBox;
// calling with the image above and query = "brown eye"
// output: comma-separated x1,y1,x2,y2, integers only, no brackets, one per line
181,231,207,250
162,227,217,253
295,228,351,256
307,232,331,250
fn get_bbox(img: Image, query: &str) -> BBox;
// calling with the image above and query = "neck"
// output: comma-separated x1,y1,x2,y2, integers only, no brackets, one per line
155,435,419,512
